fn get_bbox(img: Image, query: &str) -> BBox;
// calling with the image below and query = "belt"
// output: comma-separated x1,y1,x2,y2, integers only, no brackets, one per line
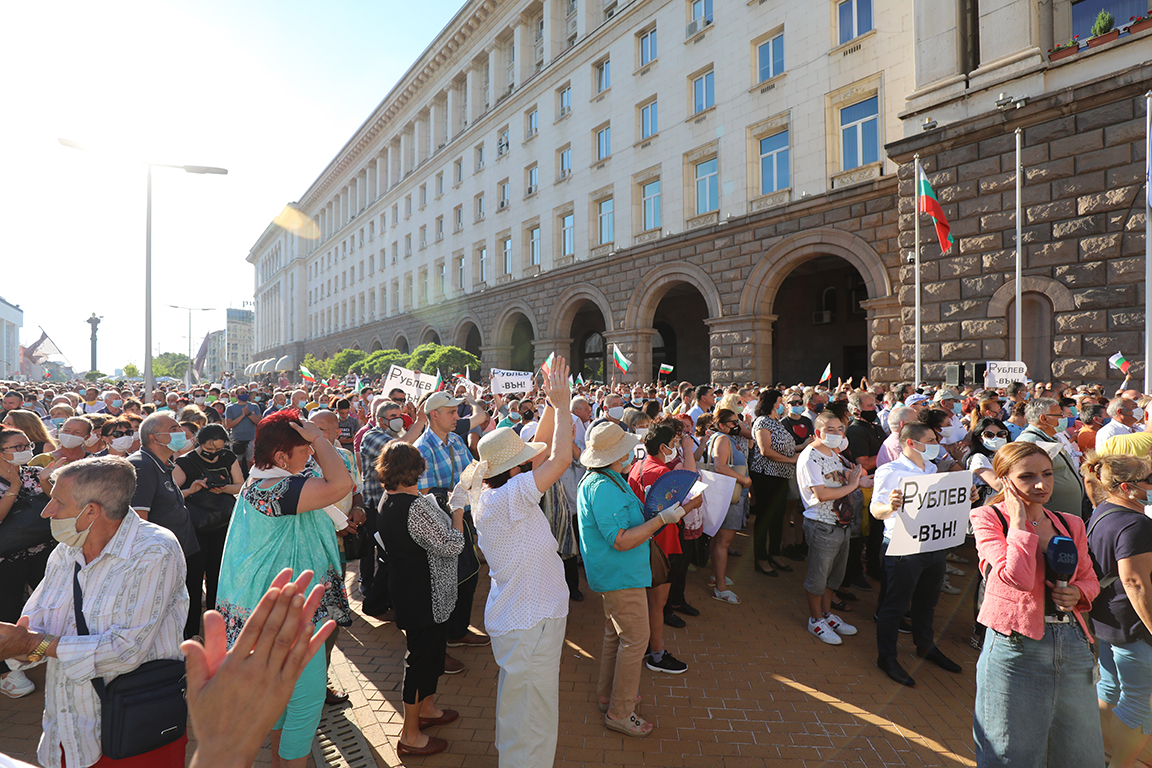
1044,613,1072,624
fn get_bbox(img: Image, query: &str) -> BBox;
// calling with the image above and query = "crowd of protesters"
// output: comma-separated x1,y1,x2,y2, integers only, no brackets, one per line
4,365,1152,767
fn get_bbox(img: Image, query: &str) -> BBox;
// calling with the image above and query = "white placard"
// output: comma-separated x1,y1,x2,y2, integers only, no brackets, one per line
691,469,739,538
490,368,534,395
985,360,1029,388
886,470,973,556
384,364,439,400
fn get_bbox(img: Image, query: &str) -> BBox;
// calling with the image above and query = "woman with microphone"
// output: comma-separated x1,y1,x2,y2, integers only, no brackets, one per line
971,441,1102,767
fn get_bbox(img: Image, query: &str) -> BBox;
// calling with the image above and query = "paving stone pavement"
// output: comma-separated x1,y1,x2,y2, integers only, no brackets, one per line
0,529,985,767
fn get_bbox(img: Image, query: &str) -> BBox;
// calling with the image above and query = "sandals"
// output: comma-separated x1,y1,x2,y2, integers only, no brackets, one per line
707,575,734,587
712,589,742,605
325,686,350,705
604,711,654,738
597,694,642,713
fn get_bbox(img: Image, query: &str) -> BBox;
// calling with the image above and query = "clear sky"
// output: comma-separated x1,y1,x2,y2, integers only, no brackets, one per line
0,0,461,376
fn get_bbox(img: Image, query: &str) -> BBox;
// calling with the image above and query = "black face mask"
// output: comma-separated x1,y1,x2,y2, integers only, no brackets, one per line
811,403,826,414
201,450,221,461
728,424,741,436
858,410,878,423
523,411,536,421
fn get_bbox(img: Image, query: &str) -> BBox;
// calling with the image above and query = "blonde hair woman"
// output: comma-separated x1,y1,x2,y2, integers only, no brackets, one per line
1,410,56,456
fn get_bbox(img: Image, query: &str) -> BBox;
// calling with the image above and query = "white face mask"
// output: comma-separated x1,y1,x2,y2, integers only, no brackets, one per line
822,434,846,450
194,397,206,405
388,417,405,432
1134,407,1146,421
51,506,92,548
58,433,85,450
7,450,33,466
915,442,941,462
982,436,1007,452
83,432,102,448
607,406,624,420
661,444,679,462
111,435,135,452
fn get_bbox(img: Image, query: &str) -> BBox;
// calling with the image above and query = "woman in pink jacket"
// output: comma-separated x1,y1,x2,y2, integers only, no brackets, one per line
971,441,1103,767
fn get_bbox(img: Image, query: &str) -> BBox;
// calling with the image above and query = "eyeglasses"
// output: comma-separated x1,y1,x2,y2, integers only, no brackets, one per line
788,401,802,406
109,430,134,439
3,443,33,453
982,431,1009,439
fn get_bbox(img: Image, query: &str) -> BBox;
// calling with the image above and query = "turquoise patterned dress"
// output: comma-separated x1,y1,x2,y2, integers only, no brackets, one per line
216,474,352,647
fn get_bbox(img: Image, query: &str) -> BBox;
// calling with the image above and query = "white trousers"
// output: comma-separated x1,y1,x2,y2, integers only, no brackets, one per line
490,616,567,768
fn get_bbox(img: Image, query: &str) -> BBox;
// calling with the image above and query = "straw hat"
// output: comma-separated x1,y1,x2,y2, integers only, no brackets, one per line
458,428,548,506
580,421,641,469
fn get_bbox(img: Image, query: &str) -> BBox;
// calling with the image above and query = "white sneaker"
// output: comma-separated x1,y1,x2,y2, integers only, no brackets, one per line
808,617,843,645
824,613,858,636
1,670,34,698
946,563,966,577
941,578,962,595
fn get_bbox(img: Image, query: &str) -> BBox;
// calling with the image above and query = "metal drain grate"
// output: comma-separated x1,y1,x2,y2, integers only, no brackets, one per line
312,704,376,768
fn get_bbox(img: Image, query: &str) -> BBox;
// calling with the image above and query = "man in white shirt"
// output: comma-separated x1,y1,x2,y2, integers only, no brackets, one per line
685,385,716,430
0,456,188,768
1096,397,1142,452
870,423,961,687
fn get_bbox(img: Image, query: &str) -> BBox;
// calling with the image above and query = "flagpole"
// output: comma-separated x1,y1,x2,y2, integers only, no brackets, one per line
1144,91,1151,394
913,155,922,387
1015,127,1023,364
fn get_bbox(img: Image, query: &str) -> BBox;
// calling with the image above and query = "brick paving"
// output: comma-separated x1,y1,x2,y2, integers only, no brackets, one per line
1,528,984,767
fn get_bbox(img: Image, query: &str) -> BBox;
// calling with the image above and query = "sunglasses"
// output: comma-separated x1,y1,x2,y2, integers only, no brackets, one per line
982,431,1009,439
109,430,135,439
788,401,802,406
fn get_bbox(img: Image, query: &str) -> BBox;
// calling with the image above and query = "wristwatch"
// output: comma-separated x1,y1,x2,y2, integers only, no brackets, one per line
27,633,53,663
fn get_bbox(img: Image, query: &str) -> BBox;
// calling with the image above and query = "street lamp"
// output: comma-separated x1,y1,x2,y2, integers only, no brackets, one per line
58,138,227,400
170,305,218,384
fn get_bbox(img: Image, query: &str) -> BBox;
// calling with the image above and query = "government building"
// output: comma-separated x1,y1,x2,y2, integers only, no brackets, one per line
248,0,1150,386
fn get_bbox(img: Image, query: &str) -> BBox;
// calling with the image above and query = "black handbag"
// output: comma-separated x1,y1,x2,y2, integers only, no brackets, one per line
73,563,187,759
0,491,52,558
185,490,234,533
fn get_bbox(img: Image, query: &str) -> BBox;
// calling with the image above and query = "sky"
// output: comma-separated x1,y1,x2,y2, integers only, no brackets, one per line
0,0,461,375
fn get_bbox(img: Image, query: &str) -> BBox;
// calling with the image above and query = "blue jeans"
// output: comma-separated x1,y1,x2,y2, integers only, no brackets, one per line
875,543,945,660
1098,638,1152,735
974,623,1104,768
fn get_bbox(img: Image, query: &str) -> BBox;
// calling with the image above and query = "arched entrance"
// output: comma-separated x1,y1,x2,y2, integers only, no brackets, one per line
771,255,869,384
510,316,534,372
570,302,608,381
452,314,484,361
369,338,383,353
420,327,441,346
652,285,711,384
1007,294,1055,382
393,334,410,354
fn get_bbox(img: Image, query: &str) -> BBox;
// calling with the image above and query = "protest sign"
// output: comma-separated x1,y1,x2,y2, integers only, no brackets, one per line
691,469,739,538
985,360,1028,388
885,470,973,556
490,368,534,395
384,364,439,401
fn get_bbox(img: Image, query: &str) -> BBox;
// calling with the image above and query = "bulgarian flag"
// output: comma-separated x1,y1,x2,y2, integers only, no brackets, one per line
353,373,366,393
541,351,555,375
917,160,954,255
611,344,632,373
659,363,674,375
576,373,585,385
1110,352,1132,374
435,369,444,390
819,363,832,383
300,365,316,384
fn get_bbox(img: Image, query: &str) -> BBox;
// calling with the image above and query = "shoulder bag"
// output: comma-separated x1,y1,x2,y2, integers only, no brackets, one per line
0,492,52,558
73,563,187,759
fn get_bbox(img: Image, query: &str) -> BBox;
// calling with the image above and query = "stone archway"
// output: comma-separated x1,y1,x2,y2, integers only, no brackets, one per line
551,285,614,380
451,313,484,360
488,300,540,373
392,333,410,355
419,325,442,346
369,337,383,353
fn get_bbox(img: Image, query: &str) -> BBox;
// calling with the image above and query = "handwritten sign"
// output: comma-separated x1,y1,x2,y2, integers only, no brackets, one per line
490,368,534,396
985,360,1029,388
886,470,973,556
384,364,438,400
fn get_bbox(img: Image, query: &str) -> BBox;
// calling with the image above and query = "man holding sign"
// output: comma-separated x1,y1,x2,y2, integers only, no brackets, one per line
870,422,963,686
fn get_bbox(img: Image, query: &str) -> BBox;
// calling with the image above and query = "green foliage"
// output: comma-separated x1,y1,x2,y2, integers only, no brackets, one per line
153,352,190,378
406,343,442,373
302,353,330,379
1091,9,1114,36
329,349,367,376
122,363,139,379
423,346,481,378
84,370,106,382
350,349,411,375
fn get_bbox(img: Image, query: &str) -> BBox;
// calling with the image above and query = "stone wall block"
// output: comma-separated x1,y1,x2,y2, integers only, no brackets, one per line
1024,116,1076,145
1053,335,1081,356
941,341,981,358
871,350,890,367
1074,286,1135,310
1079,234,1122,260
924,279,961,302
922,322,961,342
1053,172,1105,200
1082,331,1142,356
939,255,981,278
937,145,979,169
978,134,1015,157
1077,100,1135,132
1076,145,1131,175
1055,311,1106,333
982,339,1007,359
1078,186,1140,216
1024,157,1075,183
1054,262,1105,287
1109,310,1145,330
1052,215,1104,239
1107,258,1144,284
958,156,1001,182
1052,358,1105,380
961,319,1006,339
942,300,991,320
1049,130,1104,160
983,250,1017,271
1026,199,1076,224
961,274,1004,298
978,172,1016,194
873,333,902,351
980,211,1015,231
1122,233,1147,257
921,343,942,362
1027,239,1076,267
960,233,1001,254
940,180,979,203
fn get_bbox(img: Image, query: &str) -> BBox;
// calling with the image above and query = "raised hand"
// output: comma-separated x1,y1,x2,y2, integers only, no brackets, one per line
540,355,572,409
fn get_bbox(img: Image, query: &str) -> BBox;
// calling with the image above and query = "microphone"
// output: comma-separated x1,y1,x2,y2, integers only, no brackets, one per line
1047,536,1078,610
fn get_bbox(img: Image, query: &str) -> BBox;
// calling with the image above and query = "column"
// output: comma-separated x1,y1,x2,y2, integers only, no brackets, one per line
705,315,775,385
479,344,513,377
514,17,532,84
542,0,560,63
399,131,409,179
430,97,443,151
604,329,656,385
487,46,500,107
446,85,458,138
414,112,428,166
465,64,477,126
860,296,903,384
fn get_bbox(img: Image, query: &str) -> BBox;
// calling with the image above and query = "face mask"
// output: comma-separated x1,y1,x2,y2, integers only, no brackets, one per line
631,398,644,407
388,417,405,432
952,403,962,415
982,436,1007,452
661,445,678,462
509,412,522,422
790,406,804,416
811,403,826,415
51,507,93,548
1049,416,1070,432
229,398,238,404
165,432,188,452
50,417,66,428
111,435,135,452
58,433,85,450
111,400,123,409
206,395,218,403
822,434,846,450
238,394,249,402
915,442,941,462
620,456,634,472
1069,406,1078,419
859,410,878,423
774,403,785,416
1135,407,1146,421
608,406,624,420
84,433,103,448
6,449,33,466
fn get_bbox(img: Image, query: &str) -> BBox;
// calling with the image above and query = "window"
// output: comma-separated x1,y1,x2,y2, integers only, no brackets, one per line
597,126,611,160
641,100,658,139
454,158,464,183
478,247,488,282
527,164,539,193
475,144,485,171
391,203,399,224
759,130,790,194
405,234,412,257
405,195,412,217
838,0,873,45
499,181,510,208
497,128,510,156
558,85,572,117
1071,0,1145,39
392,242,399,263
693,70,714,113
561,213,575,256
369,221,375,240
436,216,444,241
642,180,661,230
419,185,427,207
419,225,427,249
476,194,486,220
695,157,719,215
840,95,879,170
639,28,657,65
437,262,446,295
559,147,572,179
502,238,513,274
456,256,465,288
596,59,611,93
420,272,427,304
454,205,464,231
529,226,541,265
526,108,538,137
758,33,784,82
691,0,712,22
436,172,444,196
598,198,614,244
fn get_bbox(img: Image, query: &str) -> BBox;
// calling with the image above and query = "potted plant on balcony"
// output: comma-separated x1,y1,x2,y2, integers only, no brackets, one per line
1130,12,1152,34
1087,9,1119,47
1048,36,1080,60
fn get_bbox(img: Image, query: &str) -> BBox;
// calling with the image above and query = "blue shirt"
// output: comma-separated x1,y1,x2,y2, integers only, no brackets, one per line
224,402,259,441
414,428,471,492
576,470,651,593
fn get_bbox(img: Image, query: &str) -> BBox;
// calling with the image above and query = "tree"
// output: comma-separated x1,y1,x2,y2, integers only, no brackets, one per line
352,349,410,375
407,343,442,373
329,349,367,376
153,352,190,378
84,370,106,382
302,353,331,380
123,363,140,378
424,346,481,379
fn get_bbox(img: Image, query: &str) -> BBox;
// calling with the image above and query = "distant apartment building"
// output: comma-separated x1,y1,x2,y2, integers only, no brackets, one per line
224,309,254,375
0,296,22,380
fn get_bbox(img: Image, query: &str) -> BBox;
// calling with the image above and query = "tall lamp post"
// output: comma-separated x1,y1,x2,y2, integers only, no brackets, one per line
58,139,227,400
170,305,217,383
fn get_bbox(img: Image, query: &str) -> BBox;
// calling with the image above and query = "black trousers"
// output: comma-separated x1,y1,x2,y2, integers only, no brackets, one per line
403,622,447,705
445,569,479,640
232,440,251,478
0,548,51,623
752,473,789,561
184,549,207,640
198,526,228,611
875,548,946,660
